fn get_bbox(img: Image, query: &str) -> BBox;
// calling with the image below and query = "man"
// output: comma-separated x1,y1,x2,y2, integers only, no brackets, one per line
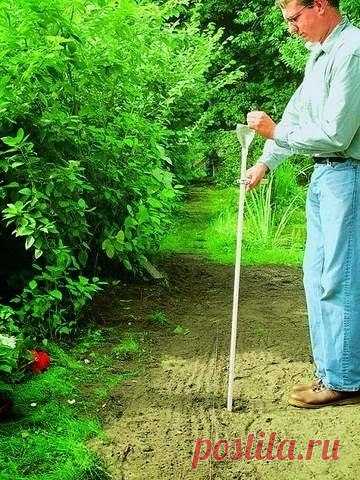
246,0,360,408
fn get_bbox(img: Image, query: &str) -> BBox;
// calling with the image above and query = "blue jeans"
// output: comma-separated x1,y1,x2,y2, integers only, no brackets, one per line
303,159,360,391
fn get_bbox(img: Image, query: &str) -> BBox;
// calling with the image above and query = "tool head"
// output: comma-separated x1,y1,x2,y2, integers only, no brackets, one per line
236,123,255,150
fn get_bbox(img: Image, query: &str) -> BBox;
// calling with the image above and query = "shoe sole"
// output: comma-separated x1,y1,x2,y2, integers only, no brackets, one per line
288,396,360,409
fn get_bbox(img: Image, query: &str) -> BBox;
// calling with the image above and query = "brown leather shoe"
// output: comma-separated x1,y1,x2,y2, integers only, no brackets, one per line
289,382,360,409
292,378,322,392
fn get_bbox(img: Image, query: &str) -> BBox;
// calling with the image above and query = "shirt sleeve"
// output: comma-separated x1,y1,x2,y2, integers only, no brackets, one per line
257,84,303,171
274,53,360,154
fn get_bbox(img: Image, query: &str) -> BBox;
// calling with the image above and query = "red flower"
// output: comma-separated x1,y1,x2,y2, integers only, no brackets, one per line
30,350,51,374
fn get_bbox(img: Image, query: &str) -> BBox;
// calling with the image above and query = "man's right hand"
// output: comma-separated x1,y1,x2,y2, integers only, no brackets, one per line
245,163,269,192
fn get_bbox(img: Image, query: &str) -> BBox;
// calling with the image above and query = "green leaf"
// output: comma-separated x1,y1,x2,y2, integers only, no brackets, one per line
19,188,32,195
137,204,148,224
16,226,34,237
16,128,25,142
50,290,63,300
5,182,20,188
35,249,43,259
78,250,88,266
151,168,164,183
0,364,12,374
148,198,161,208
116,230,125,243
102,239,115,258
11,161,24,168
25,236,35,250
123,259,132,271
1,128,24,147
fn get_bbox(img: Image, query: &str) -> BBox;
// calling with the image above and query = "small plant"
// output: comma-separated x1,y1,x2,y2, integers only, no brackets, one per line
148,310,190,335
148,310,171,327
173,324,190,335
111,337,140,360
0,333,19,377
0,305,24,382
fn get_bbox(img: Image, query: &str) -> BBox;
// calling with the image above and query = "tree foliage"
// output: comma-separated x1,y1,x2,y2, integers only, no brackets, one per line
0,0,220,348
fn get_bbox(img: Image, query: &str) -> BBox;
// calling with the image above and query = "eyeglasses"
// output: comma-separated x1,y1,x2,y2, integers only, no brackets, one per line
284,4,313,25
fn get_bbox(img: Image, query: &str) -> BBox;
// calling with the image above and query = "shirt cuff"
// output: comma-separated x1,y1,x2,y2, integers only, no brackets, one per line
273,123,291,150
256,160,271,172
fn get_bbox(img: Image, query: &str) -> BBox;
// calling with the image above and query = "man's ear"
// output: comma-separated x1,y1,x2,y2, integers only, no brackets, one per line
314,0,328,15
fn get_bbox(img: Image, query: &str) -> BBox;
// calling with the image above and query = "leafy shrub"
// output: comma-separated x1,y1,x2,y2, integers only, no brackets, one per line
0,0,219,343
0,305,23,382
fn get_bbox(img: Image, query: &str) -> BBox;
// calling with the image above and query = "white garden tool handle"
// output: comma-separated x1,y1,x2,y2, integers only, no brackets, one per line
227,124,255,412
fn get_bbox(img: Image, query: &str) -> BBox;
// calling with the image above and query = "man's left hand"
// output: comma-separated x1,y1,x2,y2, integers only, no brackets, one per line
247,111,277,139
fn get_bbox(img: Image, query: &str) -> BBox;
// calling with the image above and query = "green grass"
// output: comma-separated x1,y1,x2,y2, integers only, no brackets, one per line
0,367,104,480
111,336,141,360
148,310,171,327
161,185,306,266
147,310,190,336
0,328,141,480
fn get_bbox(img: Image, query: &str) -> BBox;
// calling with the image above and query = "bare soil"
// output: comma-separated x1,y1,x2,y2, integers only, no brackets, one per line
89,254,359,480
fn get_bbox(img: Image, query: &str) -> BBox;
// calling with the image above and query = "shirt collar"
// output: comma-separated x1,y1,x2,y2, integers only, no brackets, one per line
305,16,349,54
321,16,349,53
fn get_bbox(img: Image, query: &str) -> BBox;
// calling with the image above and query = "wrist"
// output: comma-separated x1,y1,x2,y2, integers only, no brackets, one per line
258,162,270,174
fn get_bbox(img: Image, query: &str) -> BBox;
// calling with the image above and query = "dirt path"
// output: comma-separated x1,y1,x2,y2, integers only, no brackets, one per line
90,253,358,480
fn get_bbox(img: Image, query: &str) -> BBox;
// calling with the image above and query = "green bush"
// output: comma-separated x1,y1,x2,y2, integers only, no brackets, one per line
0,0,219,345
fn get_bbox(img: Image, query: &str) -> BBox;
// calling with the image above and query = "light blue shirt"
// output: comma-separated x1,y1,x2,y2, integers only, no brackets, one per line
259,17,360,171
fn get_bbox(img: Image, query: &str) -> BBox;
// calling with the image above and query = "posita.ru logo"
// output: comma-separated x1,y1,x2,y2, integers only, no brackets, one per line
191,432,340,469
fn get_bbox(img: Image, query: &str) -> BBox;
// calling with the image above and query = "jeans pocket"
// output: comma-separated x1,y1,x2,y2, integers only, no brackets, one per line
330,160,356,171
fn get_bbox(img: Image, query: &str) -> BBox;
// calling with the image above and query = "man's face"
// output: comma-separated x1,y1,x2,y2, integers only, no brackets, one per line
281,0,326,42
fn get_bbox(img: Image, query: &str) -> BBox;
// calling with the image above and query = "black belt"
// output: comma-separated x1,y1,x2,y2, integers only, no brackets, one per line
313,156,347,164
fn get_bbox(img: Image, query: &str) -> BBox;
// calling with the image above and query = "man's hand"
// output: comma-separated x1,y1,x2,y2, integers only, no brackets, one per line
247,111,277,139
245,163,269,192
